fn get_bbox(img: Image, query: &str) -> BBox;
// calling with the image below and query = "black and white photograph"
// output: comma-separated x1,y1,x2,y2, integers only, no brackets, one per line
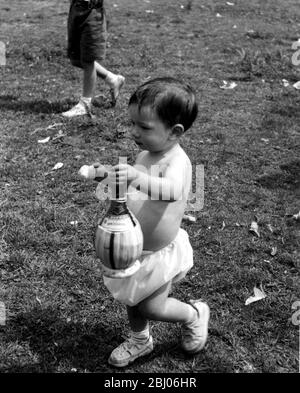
0,0,299,378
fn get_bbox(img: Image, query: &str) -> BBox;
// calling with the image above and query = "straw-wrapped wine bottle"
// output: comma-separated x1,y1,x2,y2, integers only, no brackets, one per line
79,164,143,278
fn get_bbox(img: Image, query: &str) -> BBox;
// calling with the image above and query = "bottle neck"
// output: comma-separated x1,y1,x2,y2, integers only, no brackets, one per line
108,198,129,216
110,178,127,201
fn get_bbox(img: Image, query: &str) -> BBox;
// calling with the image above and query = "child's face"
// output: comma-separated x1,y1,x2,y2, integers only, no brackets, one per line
128,104,175,153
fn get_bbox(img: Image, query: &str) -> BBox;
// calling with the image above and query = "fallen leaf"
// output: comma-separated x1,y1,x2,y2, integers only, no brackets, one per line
183,214,196,223
249,221,260,237
220,81,237,89
270,246,277,256
38,136,50,144
292,211,300,220
292,81,300,89
52,162,64,171
70,221,78,226
282,79,290,87
226,2,235,5
245,285,266,305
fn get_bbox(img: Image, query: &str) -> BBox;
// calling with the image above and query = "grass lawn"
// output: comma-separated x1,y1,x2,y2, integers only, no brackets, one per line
0,0,299,373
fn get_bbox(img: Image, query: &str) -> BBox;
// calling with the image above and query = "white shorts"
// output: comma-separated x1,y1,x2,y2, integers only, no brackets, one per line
103,228,193,306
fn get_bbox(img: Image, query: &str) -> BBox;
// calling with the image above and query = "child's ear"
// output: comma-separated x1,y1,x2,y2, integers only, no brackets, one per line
170,124,185,139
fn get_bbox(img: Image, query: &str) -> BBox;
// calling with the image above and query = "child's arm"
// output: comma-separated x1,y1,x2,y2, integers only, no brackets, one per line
110,161,186,202
79,163,108,182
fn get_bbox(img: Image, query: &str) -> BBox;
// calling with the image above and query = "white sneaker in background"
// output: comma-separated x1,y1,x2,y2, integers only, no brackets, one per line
62,98,91,118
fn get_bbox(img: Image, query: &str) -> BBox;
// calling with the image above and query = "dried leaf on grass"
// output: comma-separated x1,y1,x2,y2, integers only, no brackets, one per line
292,211,300,220
220,80,237,89
282,79,289,87
249,221,260,237
245,285,266,305
292,81,300,89
44,162,64,176
70,221,78,226
182,214,196,223
270,246,277,256
52,162,64,171
38,136,50,144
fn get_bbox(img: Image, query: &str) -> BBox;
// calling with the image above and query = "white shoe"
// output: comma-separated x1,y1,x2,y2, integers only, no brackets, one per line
181,300,210,354
109,75,125,106
108,335,153,367
62,99,91,118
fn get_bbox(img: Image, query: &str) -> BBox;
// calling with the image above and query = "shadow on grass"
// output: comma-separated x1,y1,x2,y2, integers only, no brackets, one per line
0,306,121,372
0,306,235,373
255,160,300,191
0,95,71,114
2,307,193,373
0,94,112,115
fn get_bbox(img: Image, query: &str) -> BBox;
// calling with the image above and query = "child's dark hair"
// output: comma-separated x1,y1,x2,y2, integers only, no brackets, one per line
129,77,198,132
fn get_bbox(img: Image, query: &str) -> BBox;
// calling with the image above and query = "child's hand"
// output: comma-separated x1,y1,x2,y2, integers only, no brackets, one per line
107,164,138,187
78,163,108,181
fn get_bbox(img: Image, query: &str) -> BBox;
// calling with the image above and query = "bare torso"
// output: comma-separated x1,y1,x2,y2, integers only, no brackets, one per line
127,144,192,251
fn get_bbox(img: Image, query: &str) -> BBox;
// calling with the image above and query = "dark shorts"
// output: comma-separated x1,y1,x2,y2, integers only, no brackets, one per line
67,0,107,65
